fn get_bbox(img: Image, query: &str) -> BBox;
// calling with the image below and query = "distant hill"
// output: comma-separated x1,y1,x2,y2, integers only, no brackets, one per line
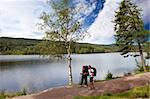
0,37,119,55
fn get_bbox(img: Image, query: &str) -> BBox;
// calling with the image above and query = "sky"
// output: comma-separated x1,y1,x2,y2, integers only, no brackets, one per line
0,0,149,44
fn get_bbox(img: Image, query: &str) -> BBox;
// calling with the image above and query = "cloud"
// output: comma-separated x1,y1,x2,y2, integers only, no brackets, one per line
0,0,104,40
84,0,149,44
0,0,149,44
83,0,105,27
84,0,121,44
133,0,150,30
0,0,46,39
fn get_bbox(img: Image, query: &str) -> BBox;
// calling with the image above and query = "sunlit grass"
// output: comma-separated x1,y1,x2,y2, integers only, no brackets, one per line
75,85,150,99
0,88,27,99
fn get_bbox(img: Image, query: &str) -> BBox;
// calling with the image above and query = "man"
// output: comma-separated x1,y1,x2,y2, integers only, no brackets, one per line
88,65,96,89
80,65,89,87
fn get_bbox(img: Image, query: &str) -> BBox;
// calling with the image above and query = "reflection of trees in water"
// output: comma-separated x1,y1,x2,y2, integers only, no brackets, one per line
0,59,52,71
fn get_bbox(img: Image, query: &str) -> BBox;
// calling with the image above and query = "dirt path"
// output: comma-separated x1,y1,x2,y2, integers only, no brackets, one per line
12,72,150,99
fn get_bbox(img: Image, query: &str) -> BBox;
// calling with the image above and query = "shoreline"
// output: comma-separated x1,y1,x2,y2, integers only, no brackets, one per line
12,72,150,99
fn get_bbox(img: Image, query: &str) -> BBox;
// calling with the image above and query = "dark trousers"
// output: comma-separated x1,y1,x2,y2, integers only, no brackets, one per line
80,75,87,85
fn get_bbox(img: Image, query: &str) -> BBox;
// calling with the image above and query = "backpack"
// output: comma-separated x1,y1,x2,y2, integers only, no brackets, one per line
92,67,97,76
82,66,89,76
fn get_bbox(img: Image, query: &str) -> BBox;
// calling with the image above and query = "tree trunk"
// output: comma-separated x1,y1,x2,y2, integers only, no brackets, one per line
67,54,73,86
67,42,73,86
138,42,147,72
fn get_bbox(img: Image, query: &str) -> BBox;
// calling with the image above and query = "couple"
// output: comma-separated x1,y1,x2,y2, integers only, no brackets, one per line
80,65,96,89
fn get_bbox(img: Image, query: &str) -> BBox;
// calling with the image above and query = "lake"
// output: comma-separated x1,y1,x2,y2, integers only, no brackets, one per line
0,53,144,93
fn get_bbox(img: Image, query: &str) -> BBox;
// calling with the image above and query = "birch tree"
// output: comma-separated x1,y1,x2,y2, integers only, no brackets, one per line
38,0,87,86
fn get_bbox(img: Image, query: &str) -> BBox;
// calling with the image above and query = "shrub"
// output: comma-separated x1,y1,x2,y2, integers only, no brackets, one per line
135,65,150,73
105,71,113,80
135,59,150,73
0,90,6,99
0,88,27,99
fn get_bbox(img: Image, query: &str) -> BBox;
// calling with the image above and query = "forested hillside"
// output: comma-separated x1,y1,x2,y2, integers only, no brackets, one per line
0,37,119,55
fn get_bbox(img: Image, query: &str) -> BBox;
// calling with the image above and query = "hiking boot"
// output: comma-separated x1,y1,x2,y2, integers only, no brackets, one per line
89,87,95,90
84,85,88,88
78,85,82,88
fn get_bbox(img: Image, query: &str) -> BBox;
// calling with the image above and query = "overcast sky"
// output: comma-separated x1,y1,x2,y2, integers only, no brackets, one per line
0,0,149,44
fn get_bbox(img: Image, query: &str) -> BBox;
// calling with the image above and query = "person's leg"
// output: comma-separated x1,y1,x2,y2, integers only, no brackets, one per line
89,77,94,89
92,78,95,89
91,77,95,89
80,75,84,85
89,77,92,89
84,76,88,86
91,82,94,89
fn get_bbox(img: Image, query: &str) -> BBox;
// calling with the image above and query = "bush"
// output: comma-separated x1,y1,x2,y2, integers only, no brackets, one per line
0,88,27,99
135,59,150,73
16,88,27,96
105,71,113,80
0,90,6,99
135,65,150,73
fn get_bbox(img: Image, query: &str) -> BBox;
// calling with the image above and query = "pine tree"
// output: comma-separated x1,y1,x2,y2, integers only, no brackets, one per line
114,0,148,72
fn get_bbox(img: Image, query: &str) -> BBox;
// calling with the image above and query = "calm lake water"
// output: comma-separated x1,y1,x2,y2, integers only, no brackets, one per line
0,53,146,93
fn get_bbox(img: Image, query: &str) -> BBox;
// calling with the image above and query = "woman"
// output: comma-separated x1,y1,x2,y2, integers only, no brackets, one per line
88,65,95,89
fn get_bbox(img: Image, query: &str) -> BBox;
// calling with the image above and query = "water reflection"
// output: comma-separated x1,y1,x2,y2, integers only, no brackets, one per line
0,59,52,71
0,53,143,93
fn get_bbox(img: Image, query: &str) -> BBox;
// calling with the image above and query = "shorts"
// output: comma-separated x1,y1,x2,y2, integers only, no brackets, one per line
90,77,94,82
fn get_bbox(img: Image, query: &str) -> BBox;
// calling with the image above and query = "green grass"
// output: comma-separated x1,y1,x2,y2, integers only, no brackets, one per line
74,85,150,99
0,88,27,99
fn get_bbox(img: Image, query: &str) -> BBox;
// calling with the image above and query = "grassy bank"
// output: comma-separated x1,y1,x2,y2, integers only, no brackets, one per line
75,85,150,99
0,89,27,99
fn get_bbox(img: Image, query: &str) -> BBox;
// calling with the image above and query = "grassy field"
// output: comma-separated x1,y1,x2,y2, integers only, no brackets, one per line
75,85,150,99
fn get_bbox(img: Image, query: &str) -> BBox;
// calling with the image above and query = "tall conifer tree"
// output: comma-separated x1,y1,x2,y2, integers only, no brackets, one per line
114,0,148,72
